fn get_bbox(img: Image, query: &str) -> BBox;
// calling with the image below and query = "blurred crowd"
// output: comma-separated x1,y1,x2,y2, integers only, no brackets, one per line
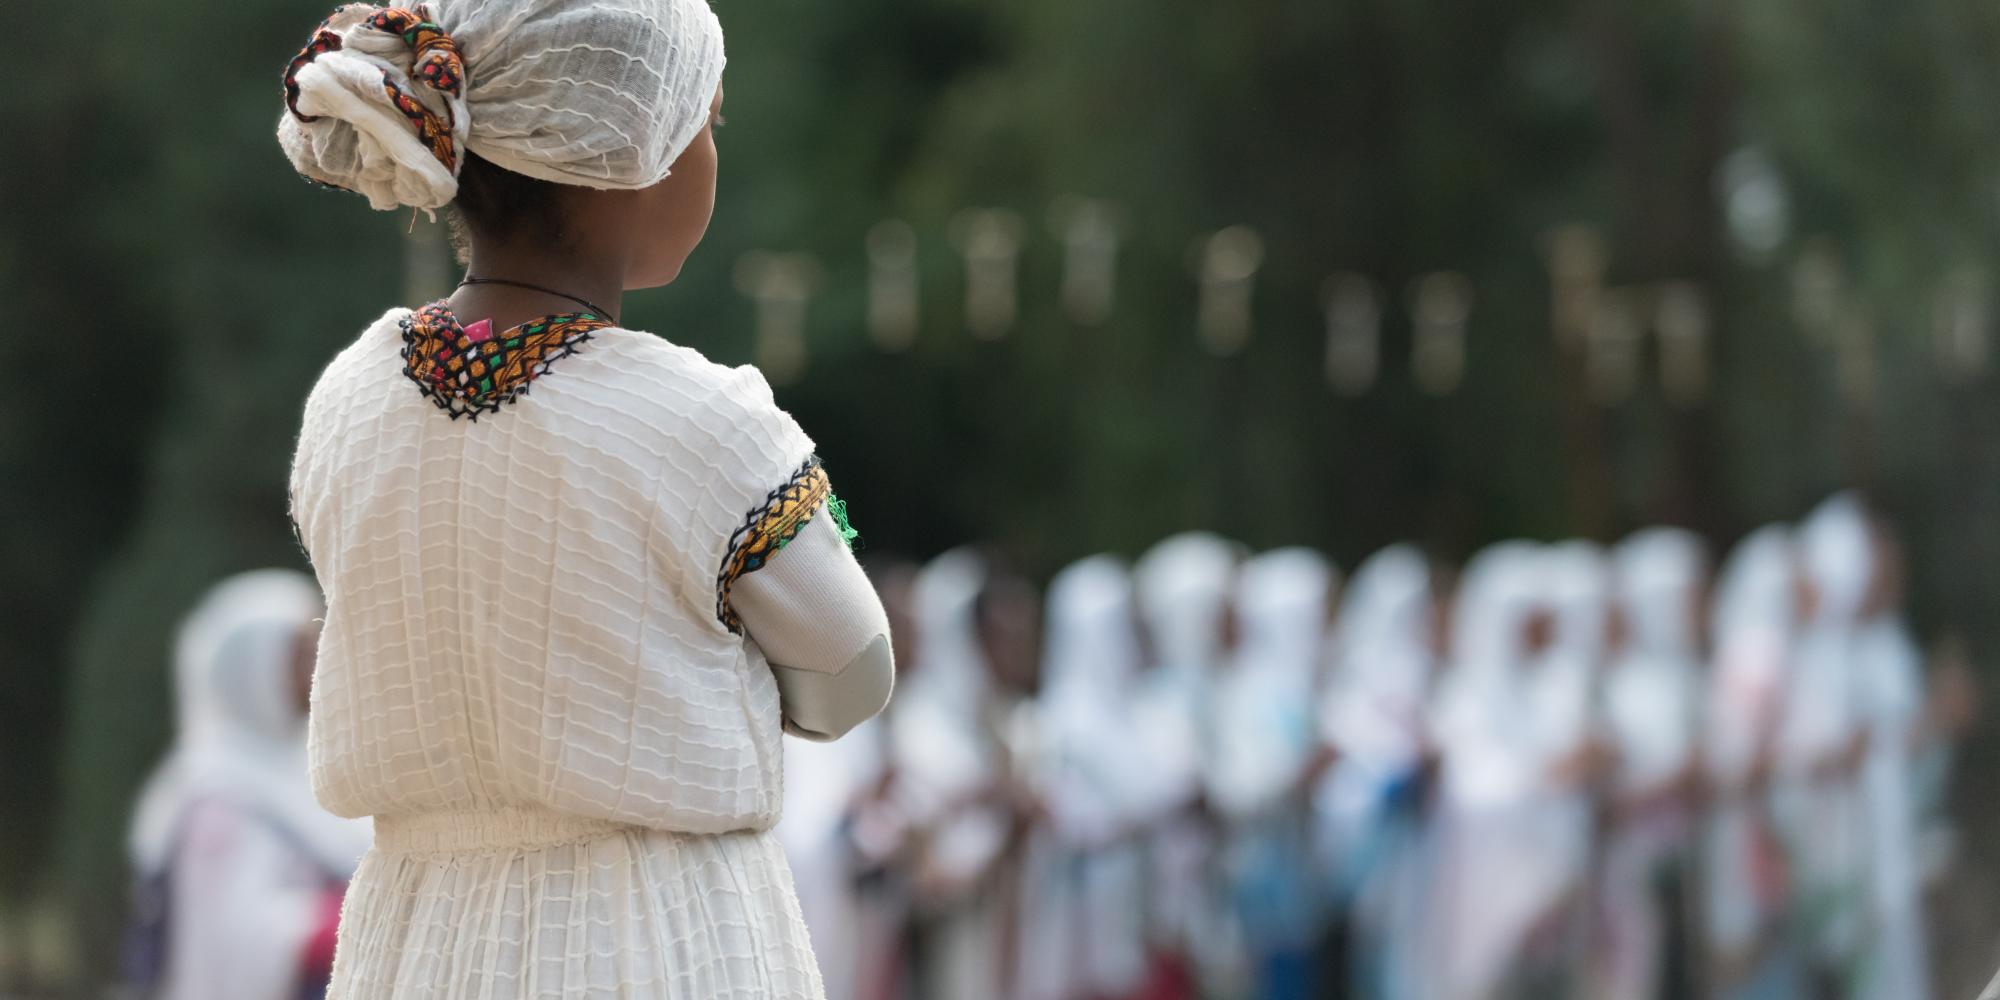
123,493,1977,1000
777,492,1977,1000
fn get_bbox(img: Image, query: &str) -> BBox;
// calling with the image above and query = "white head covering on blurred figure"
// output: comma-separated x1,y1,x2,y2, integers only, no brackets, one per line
128,569,371,1000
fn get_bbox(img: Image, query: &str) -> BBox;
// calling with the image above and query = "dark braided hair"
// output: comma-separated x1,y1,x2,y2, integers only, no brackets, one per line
446,151,573,264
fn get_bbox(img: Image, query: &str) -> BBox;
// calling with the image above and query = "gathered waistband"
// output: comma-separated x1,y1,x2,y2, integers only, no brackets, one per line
373,805,640,855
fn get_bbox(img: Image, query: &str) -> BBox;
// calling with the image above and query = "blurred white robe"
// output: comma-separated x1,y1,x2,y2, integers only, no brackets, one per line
1209,549,1335,959
1131,532,1240,977
127,570,373,1000
1013,556,1152,1000
1314,544,1436,1000
1700,526,1797,965
1596,528,1706,1000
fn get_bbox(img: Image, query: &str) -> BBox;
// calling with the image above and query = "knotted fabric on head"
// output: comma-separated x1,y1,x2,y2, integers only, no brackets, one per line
279,0,726,212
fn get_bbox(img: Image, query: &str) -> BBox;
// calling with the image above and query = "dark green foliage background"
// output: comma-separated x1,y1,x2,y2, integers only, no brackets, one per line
6,0,2000,990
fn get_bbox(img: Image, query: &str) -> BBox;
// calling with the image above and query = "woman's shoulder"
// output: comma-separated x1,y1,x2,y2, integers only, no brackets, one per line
299,307,411,424
591,327,793,426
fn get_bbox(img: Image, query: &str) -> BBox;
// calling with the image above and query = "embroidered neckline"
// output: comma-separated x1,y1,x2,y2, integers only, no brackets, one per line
398,300,612,420
716,457,833,635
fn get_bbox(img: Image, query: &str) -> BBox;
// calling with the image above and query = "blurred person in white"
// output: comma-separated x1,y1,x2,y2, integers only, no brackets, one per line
1508,541,1615,993
971,566,1045,999
1701,525,1805,1000
1314,544,1445,1000
887,549,1013,1000
1591,528,1708,1000
1424,540,1546,1000
278,0,898,993
778,556,924,1000
1130,531,1243,997
1012,556,1152,1000
1207,549,1338,1000
126,569,372,1000
1431,541,1611,998
1845,502,1955,1000
1775,496,1879,997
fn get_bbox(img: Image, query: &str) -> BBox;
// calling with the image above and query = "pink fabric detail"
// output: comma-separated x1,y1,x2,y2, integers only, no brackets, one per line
299,885,345,987
464,317,494,343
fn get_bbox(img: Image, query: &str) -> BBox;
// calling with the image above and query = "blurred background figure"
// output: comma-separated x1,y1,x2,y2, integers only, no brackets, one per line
123,570,369,1000
1012,555,1151,1000
1590,528,1707,1000
1426,540,1549,1000
1776,496,1878,997
1702,526,1805,1000
1132,532,1241,1000
1314,545,1444,1000
1207,548,1336,1000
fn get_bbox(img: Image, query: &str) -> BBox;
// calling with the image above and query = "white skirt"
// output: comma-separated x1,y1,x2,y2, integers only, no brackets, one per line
330,806,826,999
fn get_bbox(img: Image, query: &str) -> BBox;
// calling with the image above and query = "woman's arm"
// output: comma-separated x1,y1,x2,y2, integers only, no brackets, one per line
731,513,894,741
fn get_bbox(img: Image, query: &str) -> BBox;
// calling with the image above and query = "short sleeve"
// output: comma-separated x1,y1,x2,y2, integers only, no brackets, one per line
686,364,820,634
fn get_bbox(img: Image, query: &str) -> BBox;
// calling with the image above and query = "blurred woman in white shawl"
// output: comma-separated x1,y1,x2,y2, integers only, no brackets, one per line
1207,548,1337,1000
1846,504,1933,1000
1510,541,1614,988
1130,531,1242,996
1701,525,1803,999
1591,528,1708,1000
1424,539,1547,999
1314,544,1442,1000
126,569,372,1000
888,548,1014,1000
1012,556,1152,1000
1775,496,1876,993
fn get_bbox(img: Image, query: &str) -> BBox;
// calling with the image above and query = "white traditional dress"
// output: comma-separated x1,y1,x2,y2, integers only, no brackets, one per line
291,304,872,999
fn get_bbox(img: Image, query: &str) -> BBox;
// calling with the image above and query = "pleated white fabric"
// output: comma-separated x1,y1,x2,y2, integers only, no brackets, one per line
291,308,826,998
336,807,821,999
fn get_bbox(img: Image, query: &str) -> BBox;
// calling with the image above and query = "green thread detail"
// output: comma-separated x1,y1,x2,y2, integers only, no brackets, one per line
825,493,859,550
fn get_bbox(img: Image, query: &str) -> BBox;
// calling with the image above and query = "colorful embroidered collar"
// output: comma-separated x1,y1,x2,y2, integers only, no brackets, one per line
399,300,612,420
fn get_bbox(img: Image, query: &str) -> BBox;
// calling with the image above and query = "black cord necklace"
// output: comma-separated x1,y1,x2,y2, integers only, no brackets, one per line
456,276,618,325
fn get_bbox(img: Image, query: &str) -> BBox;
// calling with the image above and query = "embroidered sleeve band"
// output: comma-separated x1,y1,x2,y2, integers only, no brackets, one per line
715,457,834,634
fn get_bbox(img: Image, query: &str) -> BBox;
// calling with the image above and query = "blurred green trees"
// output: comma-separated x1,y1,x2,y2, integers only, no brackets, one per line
7,0,2000,991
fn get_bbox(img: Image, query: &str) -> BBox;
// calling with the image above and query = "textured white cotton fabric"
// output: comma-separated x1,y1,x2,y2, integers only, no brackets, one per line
290,308,826,999
280,0,726,210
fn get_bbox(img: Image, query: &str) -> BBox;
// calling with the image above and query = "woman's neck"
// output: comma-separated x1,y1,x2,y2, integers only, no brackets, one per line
448,239,629,328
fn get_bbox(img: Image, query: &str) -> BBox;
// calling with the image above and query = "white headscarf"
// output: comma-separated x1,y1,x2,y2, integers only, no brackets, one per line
1782,494,1875,771
1209,548,1333,819
1321,544,1434,774
1133,531,1240,685
1119,532,1238,815
1431,539,1543,803
279,0,727,210
1033,555,1147,842
129,570,371,877
1605,528,1706,794
888,547,993,826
